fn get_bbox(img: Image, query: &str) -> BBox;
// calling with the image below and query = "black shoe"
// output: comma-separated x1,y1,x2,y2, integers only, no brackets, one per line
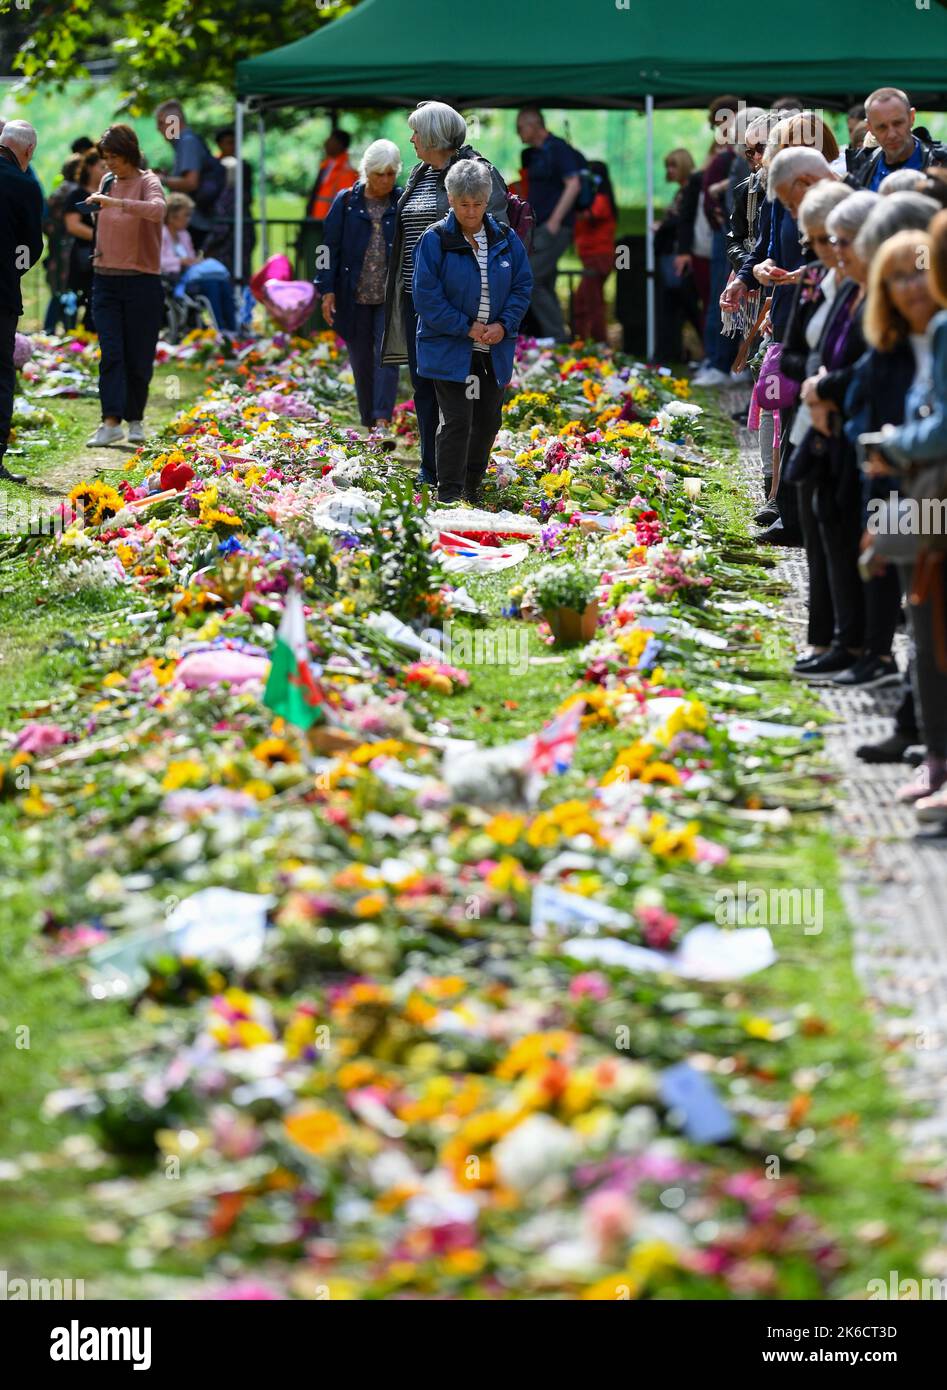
757,519,804,547
755,503,780,526
855,732,913,763
793,648,830,673
832,655,900,689
0,462,26,484
905,744,926,766
797,647,858,682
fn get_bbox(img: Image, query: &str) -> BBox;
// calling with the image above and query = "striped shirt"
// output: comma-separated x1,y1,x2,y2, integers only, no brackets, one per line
401,165,442,289
472,226,490,353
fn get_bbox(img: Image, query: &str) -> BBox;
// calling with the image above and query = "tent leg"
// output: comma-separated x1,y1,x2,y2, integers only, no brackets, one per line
645,94,655,362
235,101,246,288
258,110,269,262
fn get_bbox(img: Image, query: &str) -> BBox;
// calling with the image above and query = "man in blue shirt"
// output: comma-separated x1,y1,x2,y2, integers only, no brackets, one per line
516,108,582,341
853,87,947,192
155,100,222,249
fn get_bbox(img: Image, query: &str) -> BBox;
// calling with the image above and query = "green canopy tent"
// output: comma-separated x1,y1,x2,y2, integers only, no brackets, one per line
236,0,947,109
233,0,947,350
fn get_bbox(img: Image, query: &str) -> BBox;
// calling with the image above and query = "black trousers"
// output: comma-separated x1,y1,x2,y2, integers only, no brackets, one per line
0,309,16,459
796,474,834,648
433,353,506,503
403,291,438,486
815,488,864,651
92,273,163,423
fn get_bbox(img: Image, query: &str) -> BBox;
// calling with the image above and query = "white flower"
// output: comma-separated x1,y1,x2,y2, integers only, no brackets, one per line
493,1114,580,1192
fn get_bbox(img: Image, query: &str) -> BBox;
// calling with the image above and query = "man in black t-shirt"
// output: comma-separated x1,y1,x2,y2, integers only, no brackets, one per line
516,107,582,341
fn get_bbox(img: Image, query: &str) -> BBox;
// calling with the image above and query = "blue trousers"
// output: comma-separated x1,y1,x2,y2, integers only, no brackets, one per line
188,276,236,332
346,302,399,426
703,229,738,372
92,274,163,422
403,290,438,485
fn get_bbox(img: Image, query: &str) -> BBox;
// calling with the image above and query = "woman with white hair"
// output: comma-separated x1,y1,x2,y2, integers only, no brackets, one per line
411,159,531,505
381,102,508,485
316,138,403,428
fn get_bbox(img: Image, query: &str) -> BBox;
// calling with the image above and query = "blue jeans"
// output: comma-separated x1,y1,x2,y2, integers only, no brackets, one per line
188,276,236,332
403,290,438,485
703,229,738,372
92,273,163,422
347,302,400,426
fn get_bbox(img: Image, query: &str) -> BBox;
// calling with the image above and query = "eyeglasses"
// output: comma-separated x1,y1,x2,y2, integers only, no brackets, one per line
886,269,928,290
744,143,766,157
829,235,852,248
811,233,832,246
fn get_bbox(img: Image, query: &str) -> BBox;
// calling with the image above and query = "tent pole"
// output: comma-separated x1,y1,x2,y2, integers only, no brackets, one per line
258,110,269,261
645,94,655,361
235,101,246,288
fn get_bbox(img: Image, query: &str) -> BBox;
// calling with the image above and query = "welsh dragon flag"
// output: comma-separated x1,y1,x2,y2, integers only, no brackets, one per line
264,588,325,729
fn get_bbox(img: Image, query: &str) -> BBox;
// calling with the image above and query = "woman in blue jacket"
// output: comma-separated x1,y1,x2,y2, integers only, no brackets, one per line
412,160,532,504
316,139,402,428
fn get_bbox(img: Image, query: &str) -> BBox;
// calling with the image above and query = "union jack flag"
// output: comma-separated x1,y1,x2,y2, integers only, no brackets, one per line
527,701,585,777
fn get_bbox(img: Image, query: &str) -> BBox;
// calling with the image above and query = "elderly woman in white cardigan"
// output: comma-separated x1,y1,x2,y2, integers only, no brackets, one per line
380,101,508,485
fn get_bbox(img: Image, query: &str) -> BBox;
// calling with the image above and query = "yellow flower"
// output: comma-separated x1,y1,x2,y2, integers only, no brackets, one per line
353,892,386,918
161,759,205,792
484,812,525,846
284,1107,349,1156
22,786,52,817
252,737,299,767
485,856,529,894
242,779,274,801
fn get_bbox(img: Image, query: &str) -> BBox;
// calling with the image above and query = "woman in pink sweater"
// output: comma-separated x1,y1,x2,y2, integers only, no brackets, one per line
86,124,166,447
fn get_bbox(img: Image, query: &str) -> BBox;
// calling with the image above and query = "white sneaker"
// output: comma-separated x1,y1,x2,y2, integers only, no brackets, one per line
87,423,125,447
691,367,731,388
127,421,145,444
730,368,753,384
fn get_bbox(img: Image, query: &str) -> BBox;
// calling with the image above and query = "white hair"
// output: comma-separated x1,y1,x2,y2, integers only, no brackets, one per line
445,158,492,203
797,181,853,237
408,101,466,153
855,191,940,262
878,168,927,196
767,146,833,200
0,119,37,159
826,190,881,238
360,138,402,181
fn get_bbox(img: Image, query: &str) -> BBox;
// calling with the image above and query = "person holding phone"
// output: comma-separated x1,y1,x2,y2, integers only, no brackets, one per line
86,124,165,447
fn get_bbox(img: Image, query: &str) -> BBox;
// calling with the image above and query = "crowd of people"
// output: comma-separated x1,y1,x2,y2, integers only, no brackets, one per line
671,87,947,821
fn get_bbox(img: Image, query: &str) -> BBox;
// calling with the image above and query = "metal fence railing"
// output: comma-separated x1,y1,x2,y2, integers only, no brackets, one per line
21,216,633,342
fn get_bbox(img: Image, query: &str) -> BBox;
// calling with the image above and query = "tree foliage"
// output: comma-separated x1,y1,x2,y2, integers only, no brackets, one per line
0,0,358,108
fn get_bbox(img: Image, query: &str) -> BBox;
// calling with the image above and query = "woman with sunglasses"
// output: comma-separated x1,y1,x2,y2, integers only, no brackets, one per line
779,181,854,672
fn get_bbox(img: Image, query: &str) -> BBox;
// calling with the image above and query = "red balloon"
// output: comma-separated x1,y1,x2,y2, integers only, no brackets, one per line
160,461,196,492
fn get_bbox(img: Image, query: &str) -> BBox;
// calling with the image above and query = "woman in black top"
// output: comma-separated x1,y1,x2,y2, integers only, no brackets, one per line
64,147,106,331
